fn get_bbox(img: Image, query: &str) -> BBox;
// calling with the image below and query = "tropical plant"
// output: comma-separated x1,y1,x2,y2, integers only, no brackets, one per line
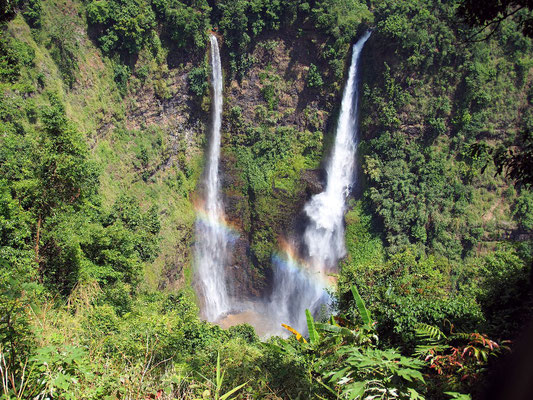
195,352,248,400
415,323,509,394
320,347,425,400
281,286,425,399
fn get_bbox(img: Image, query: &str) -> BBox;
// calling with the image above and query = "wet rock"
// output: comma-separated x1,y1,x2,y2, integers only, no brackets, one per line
301,169,325,195
225,237,267,299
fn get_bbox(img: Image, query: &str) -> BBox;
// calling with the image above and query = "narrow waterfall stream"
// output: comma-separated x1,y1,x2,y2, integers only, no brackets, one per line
194,35,232,322
268,31,371,332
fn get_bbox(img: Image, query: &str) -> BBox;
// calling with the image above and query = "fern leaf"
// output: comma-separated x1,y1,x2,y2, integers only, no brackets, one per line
415,323,447,342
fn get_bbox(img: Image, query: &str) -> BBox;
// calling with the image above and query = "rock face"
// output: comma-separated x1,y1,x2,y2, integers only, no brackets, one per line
301,169,325,196
219,153,268,299
215,29,343,301
125,68,206,165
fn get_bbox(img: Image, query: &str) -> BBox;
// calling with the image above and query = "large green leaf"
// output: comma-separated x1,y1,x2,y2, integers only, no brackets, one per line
444,392,472,400
306,309,320,345
219,381,248,400
315,322,356,338
345,381,366,400
351,285,372,328
397,368,425,383
408,388,425,400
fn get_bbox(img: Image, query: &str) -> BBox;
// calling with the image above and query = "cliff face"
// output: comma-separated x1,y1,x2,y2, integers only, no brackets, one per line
217,29,347,299
90,53,209,292
118,62,207,291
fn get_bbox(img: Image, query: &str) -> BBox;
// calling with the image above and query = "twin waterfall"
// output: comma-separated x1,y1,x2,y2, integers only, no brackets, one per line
195,33,371,332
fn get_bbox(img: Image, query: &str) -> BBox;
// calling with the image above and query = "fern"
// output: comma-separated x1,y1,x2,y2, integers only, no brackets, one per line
415,323,447,342
414,323,448,356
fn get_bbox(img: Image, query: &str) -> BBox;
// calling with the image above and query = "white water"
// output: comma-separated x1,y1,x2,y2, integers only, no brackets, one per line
268,32,371,332
304,31,371,271
194,35,231,322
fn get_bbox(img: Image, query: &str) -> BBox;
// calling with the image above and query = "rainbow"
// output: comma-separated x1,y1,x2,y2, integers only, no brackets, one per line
193,199,240,236
273,239,338,290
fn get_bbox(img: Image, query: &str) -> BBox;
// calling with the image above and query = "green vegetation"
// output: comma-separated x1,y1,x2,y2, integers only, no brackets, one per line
85,0,210,57
1,0,532,399
188,64,208,97
306,63,323,88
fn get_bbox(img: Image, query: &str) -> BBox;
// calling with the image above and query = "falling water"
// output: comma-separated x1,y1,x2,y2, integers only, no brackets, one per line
269,31,371,332
304,31,371,271
194,35,231,322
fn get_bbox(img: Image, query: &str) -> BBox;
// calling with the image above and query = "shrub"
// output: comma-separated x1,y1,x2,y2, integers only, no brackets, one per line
22,0,42,28
86,0,155,55
261,83,278,110
188,65,208,97
113,63,130,96
306,63,323,88
513,190,533,230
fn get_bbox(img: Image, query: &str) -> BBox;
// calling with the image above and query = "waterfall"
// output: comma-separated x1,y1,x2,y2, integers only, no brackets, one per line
304,31,371,272
269,31,371,332
194,35,231,322
194,32,371,334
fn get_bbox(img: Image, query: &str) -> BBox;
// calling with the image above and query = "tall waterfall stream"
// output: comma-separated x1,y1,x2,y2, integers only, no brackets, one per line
268,31,371,332
195,32,371,335
194,35,232,322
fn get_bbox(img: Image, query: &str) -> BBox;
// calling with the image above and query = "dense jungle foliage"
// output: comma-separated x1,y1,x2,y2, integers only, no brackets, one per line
1,0,532,399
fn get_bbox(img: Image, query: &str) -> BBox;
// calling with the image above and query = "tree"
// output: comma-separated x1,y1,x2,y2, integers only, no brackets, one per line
493,130,533,188
306,63,323,88
459,0,533,39
467,130,533,188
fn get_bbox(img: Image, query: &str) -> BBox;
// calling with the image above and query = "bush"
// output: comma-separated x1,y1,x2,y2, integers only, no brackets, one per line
86,0,155,55
513,190,533,230
306,63,323,88
0,36,35,83
152,0,210,49
21,0,42,28
113,63,130,96
476,249,531,337
188,65,208,97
